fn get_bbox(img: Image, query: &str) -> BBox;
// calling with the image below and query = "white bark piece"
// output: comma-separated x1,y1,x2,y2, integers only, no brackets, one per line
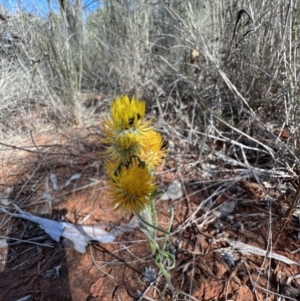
1,205,115,253
49,173,58,191
63,173,82,188
110,216,139,237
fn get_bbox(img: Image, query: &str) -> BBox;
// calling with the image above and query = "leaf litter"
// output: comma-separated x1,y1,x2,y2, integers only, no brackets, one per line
0,125,300,301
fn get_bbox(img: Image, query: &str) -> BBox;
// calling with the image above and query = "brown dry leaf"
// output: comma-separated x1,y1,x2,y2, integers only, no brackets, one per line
273,129,290,139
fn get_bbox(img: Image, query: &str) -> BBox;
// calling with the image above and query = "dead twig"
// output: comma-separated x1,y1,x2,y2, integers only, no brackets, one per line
273,177,300,248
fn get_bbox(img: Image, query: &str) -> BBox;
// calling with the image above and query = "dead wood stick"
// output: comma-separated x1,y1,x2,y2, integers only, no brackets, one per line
273,178,300,248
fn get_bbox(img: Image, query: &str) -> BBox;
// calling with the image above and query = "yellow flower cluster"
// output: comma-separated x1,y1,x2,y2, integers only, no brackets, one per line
102,96,165,214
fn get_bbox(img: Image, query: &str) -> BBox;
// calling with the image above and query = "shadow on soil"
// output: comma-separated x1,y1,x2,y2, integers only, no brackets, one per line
0,209,72,301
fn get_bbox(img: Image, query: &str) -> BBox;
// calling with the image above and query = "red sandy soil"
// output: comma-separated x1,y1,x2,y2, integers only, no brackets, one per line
0,127,300,301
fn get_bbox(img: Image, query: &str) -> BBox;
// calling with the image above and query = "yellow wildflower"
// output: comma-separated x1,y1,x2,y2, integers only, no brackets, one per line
107,164,156,214
139,130,165,170
102,95,164,168
102,95,166,214
111,95,145,130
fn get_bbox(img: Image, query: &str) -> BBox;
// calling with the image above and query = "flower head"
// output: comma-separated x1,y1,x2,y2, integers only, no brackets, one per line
102,96,164,169
107,163,156,214
102,95,166,214
111,95,145,130
139,130,165,170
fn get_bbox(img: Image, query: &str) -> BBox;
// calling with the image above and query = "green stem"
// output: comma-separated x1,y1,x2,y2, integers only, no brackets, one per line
136,212,170,235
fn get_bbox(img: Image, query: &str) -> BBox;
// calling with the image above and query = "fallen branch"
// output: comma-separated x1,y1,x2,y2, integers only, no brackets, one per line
220,238,300,266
